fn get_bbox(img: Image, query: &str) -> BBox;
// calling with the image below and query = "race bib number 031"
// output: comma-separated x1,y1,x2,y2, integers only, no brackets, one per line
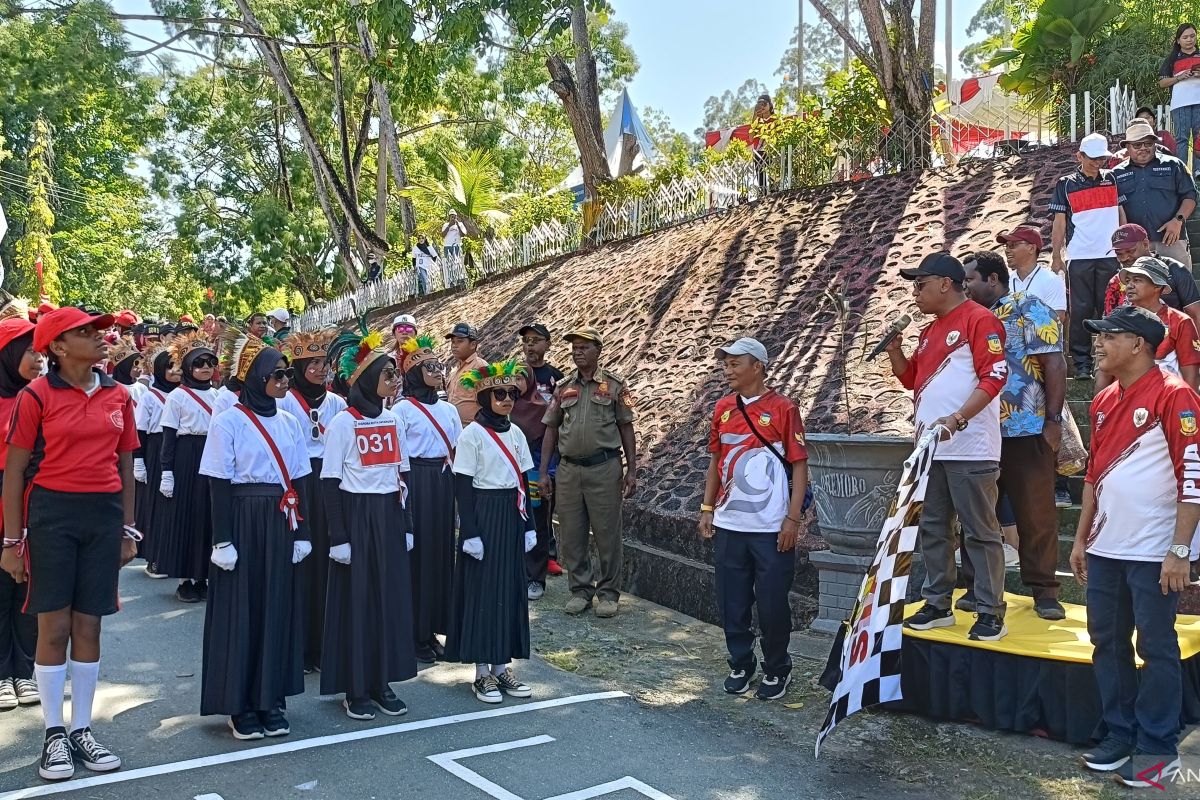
355,421,401,467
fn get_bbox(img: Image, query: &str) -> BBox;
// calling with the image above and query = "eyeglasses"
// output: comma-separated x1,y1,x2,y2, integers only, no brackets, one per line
494,388,521,401
521,337,547,345
308,408,321,441
270,367,295,382
193,357,218,369
380,367,400,384
1128,141,1157,150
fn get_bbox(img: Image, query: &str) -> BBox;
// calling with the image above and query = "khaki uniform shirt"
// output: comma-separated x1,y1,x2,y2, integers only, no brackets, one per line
541,367,635,459
448,354,490,427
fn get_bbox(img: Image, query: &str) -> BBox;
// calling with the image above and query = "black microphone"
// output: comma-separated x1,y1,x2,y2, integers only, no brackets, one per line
866,314,912,361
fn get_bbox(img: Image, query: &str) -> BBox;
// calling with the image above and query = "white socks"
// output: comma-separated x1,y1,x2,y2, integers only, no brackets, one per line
34,663,67,731
475,664,490,680
491,663,510,676
68,660,100,733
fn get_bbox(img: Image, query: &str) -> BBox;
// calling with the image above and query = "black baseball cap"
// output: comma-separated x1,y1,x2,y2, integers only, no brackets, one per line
445,321,479,340
518,323,551,340
1083,305,1166,348
899,252,966,283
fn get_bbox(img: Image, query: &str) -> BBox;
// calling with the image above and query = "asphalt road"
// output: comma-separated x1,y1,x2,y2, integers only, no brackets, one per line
0,564,939,800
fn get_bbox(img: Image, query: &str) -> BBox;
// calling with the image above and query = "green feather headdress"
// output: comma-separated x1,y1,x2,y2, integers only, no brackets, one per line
460,359,527,393
330,313,386,386
400,333,438,373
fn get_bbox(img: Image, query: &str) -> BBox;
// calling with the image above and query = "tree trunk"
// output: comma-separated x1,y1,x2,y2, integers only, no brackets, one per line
331,41,357,208
617,132,639,177
546,0,611,204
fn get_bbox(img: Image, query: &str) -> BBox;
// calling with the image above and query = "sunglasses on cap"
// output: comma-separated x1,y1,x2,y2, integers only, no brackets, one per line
493,388,521,401
270,367,295,382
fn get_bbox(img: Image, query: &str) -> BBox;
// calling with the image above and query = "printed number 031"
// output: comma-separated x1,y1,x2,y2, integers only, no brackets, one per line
357,431,394,454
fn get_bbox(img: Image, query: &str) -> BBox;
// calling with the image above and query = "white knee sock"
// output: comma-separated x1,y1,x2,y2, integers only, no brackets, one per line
34,663,67,731
475,664,490,680
491,662,510,676
68,660,100,732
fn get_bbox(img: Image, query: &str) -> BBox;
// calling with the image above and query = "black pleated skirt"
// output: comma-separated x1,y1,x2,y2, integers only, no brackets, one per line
320,490,417,697
136,432,163,561
295,458,328,669
445,488,530,665
154,435,211,580
201,484,304,716
408,458,455,643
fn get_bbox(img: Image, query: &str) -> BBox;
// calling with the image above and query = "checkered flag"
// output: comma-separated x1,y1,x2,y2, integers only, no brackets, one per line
815,428,942,757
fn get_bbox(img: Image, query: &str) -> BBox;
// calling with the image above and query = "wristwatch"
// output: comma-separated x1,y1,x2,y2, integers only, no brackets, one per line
1046,412,1064,423
1168,544,1191,559
1176,214,1186,222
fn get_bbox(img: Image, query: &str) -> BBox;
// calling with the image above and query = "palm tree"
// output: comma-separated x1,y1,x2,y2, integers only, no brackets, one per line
403,149,510,239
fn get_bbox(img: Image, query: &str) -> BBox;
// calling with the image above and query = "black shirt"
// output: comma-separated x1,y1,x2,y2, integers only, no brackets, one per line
512,362,564,443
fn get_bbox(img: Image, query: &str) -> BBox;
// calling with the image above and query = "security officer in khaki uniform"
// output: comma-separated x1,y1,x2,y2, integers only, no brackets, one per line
540,327,637,618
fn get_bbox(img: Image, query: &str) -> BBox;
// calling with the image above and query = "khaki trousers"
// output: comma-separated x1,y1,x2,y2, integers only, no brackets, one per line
556,457,624,602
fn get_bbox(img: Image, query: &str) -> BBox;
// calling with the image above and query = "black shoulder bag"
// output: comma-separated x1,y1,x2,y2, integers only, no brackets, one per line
735,396,813,512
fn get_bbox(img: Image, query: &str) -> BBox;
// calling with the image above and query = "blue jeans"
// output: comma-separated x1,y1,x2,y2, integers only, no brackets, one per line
1086,554,1182,756
1171,105,1200,164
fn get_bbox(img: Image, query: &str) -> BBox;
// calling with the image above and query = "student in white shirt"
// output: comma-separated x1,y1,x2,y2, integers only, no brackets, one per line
132,348,179,577
446,361,537,704
320,339,415,721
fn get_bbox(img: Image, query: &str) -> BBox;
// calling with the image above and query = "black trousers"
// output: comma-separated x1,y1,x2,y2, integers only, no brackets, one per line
0,570,37,680
714,527,794,677
1067,257,1120,369
524,480,557,587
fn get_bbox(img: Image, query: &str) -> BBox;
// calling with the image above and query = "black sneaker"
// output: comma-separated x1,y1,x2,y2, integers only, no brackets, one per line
724,667,755,695
414,644,437,664
1080,736,1134,772
755,672,793,701
39,728,74,781
429,639,445,659
195,579,208,601
968,613,1007,641
227,712,265,740
370,687,408,716
343,697,376,720
259,707,289,737
175,582,200,604
954,592,977,612
493,668,532,698
68,727,121,772
1055,489,1073,508
472,675,502,704
1035,598,1066,621
904,604,955,630
1113,753,1181,788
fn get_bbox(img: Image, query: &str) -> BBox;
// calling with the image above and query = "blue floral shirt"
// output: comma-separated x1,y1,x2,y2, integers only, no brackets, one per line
993,292,1062,438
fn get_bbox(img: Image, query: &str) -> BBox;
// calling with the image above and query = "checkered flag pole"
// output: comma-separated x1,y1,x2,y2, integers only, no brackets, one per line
814,426,946,757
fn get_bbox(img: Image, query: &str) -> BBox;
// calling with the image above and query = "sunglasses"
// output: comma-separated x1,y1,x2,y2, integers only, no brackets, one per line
422,362,445,374
309,408,321,441
394,326,416,335
494,388,521,401
270,367,295,382
381,367,400,384
193,357,218,369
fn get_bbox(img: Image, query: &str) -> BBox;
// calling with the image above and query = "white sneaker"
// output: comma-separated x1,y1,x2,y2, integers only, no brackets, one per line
0,678,16,709
1002,543,1020,567
14,677,39,705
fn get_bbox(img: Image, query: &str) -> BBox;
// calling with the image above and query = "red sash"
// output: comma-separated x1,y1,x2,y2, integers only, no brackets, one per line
180,386,213,416
149,388,166,404
481,426,528,521
235,405,304,530
406,397,455,469
290,389,325,435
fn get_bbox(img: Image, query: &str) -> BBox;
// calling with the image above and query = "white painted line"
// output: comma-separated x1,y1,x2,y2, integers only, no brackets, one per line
544,777,678,800
427,735,553,800
0,691,627,800
193,795,224,800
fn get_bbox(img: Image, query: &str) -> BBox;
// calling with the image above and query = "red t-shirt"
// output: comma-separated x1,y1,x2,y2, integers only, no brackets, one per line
7,370,139,493
1086,367,1200,561
1154,303,1200,376
0,395,16,466
707,390,808,533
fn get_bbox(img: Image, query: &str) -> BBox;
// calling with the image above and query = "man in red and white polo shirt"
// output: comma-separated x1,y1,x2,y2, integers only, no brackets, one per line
887,253,1010,642
1070,305,1200,787
699,337,808,701
1094,256,1200,392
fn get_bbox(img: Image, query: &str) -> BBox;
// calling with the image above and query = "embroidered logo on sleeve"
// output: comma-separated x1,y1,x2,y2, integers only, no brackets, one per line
986,333,1002,354
1182,411,1198,436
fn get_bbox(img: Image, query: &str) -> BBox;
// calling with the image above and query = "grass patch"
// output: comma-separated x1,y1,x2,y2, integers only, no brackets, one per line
539,648,581,672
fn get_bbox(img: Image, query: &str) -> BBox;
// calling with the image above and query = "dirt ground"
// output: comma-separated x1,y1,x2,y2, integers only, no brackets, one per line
528,576,1200,800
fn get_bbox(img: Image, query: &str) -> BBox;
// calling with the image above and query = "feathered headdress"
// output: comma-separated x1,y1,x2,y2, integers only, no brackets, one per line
106,335,141,368
0,295,30,323
400,333,438,373
141,340,171,374
284,329,334,363
331,314,386,387
168,330,215,370
217,325,273,384
460,359,527,394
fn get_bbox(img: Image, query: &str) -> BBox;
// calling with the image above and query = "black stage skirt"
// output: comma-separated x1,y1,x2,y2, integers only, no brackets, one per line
320,490,417,697
296,458,328,670
201,484,304,716
136,432,163,562
154,434,211,581
408,457,455,643
445,488,529,665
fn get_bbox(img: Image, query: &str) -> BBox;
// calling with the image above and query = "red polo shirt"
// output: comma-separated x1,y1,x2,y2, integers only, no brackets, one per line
7,369,138,493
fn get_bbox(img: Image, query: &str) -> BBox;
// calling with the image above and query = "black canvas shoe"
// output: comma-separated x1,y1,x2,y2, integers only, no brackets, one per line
39,728,74,781
370,687,408,716
472,675,502,704
967,613,1008,641
904,604,955,630
415,644,437,664
429,639,445,660
1035,598,1066,621
68,727,121,772
954,592,977,612
175,582,200,604
343,697,376,721
723,667,754,695
493,669,532,698
1080,736,1134,772
259,708,290,737
755,672,793,701
227,712,265,740
1113,753,1180,789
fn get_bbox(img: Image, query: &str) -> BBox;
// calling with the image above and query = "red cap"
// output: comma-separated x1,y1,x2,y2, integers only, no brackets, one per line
996,225,1044,251
1111,223,1149,250
179,314,195,324
33,307,115,353
37,301,57,316
115,309,140,328
0,318,35,352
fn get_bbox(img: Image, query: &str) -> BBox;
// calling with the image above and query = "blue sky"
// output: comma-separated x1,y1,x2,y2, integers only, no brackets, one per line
615,0,988,135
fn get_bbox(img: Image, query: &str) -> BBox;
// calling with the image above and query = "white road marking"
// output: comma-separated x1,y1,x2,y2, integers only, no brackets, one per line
193,795,224,800
544,778,677,800
0,691,627,800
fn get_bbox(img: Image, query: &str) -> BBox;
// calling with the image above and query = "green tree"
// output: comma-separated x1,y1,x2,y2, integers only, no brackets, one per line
14,116,58,301
697,79,771,138
402,149,509,236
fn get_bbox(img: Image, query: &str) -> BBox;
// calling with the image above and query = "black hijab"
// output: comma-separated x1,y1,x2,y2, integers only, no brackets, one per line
473,388,512,432
0,331,33,399
112,353,139,386
348,356,391,419
402,361,438,405
152,350,178,394
181,347,217,390
238,348,284,417
291,357,327,405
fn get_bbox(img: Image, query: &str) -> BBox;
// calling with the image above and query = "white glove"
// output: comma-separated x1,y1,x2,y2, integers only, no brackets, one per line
211,543,238,571
524,530,537,553
292,540,312,564
159,471,175,498
406,533,414,552
462,537,483,560
133,458,147,483
329,542,351,564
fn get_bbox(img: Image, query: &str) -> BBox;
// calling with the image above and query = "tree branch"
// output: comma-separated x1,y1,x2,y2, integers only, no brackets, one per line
394,118,494,138
807,0,877,73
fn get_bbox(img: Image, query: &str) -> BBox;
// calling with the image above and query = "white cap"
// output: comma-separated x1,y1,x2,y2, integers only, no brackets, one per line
1079,132,1114,159
392,313,418,330
265,308,290,323
715,337,769,365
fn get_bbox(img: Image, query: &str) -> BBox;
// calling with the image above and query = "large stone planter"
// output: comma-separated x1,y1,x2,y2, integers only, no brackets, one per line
805,433,912,634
